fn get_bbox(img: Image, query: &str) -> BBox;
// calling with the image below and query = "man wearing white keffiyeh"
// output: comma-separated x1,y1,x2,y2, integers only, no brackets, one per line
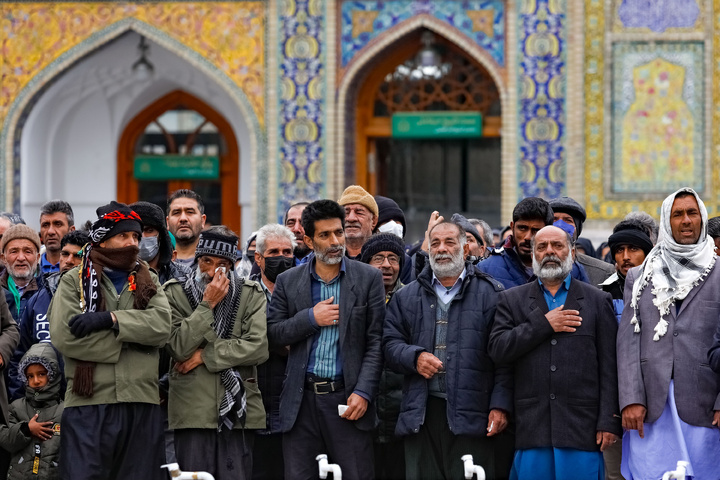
165,225,268,480
617,187,720,480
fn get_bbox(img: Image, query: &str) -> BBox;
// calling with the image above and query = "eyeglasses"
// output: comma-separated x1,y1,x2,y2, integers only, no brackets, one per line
370,254,400,266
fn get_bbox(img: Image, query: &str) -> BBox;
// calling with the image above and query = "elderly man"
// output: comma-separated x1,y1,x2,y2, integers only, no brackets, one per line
549,197,615,286
166,189,206,266
489,226,620,480
284,202,311,264
451,213,486,261
38,200,75,274
384,221,512,480
478,197,554,289
251,223,295,480
360,233,406,480
619,188,720,479
49,201,172,480
165,226,268,480
268,199,385,480
0,225,43,321
338,185,379,259
7,230,90,401
469,218,494,259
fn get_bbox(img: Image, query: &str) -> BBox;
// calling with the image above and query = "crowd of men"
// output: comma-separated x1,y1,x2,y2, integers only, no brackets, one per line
0,185,716,480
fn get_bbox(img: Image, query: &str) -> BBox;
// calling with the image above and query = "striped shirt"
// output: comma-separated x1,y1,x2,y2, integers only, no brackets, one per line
307,258,345,380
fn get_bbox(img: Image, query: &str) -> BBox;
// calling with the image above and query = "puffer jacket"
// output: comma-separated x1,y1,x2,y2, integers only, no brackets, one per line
48,265,172,407
0,343,63,480
164,277,268,430
383,263,512,437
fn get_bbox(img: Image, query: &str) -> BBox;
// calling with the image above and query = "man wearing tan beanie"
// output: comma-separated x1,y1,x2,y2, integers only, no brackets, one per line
0,224,42,321
338,185,379,259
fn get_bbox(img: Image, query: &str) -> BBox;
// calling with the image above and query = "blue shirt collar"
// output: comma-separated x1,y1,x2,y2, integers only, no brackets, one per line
538,273,572,291
431,266,467,290
310,256,346,282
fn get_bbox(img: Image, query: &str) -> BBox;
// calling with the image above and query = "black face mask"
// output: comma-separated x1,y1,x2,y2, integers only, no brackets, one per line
263,255,295,283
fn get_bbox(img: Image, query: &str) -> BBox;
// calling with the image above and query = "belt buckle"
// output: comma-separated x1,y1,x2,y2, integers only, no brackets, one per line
313,381,329,394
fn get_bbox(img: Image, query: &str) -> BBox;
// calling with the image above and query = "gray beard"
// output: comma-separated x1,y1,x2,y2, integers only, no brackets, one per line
194,268,211,291
532,253,574,283
429,250,465,278
315,245,346,265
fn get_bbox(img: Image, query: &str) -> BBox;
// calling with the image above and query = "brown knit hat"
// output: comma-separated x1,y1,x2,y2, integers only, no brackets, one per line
338,185,379,218
1,224,41,253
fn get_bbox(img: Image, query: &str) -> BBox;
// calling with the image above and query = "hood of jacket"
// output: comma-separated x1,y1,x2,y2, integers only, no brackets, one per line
18,342,62,405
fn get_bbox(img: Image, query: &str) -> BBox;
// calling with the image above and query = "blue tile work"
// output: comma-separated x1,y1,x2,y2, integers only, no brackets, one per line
340,0,505,68
517,0,567,199
277,0,327,220
618,0,700,33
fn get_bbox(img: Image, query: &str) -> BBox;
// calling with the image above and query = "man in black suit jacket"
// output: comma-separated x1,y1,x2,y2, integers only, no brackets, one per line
488,226,620,480
268,200,385,480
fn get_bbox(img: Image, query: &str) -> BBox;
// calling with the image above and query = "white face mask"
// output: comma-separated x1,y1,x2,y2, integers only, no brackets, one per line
378,221,404,239
138,235,160,262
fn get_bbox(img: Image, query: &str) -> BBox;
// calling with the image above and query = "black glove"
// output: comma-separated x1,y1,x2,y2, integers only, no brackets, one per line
68,311,114,338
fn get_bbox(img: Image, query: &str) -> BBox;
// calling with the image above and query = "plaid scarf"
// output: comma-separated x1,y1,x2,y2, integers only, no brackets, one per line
183,269,245,431
629,188,716,341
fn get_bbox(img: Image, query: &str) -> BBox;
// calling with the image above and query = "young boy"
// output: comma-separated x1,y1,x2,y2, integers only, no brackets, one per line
0,343,63,479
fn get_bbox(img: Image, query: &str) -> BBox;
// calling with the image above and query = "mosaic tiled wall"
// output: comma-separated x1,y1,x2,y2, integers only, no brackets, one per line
517,0,567,199
276,0,327,219
340,0,505,68
585,0,716,218
0,2,266,126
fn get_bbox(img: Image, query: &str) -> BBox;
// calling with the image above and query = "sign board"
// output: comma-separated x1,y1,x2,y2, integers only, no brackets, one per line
134,155,219,180
391,112,483,138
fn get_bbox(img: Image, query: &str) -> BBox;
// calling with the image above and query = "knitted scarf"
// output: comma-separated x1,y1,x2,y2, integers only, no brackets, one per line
73,245,157,397
183,269,245,431
629,187,715,341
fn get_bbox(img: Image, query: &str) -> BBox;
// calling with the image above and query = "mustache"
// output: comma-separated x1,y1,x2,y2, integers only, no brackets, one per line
433,253,453,260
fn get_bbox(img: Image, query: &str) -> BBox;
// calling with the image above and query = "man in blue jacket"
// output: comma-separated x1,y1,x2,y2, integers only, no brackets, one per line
384,220,513,479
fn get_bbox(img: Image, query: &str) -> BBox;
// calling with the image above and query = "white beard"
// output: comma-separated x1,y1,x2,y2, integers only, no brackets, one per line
430,249,465,278
532,253,574,283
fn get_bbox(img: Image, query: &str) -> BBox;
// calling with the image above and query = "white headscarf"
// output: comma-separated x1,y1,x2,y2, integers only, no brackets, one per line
629,187,716,341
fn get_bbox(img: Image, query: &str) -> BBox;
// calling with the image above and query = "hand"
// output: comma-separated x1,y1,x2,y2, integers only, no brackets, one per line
175,349,204,374
28,414,54,441
342,393,368,421
712,410,720,428
622,403,647,438
596,431,619,452
421,211,445,252
545,305,582,333
486,409,508,436
416,352,443,379
202,271,230,309
313,297,340,327
69,311,114,338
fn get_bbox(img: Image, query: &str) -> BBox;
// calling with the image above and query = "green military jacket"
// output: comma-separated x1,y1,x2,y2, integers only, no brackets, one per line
164,277,268,430
48,266,172,408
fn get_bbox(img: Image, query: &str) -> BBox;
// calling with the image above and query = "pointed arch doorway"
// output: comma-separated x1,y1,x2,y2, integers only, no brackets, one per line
117,90,240,233
354,29,502,240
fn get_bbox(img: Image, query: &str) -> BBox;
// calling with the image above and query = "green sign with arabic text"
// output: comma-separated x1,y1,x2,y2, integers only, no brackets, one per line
392,112,483,138
134,155,219,180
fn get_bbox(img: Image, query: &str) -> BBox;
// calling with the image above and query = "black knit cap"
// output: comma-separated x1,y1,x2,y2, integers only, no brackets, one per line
360,233,405,270
195,228,239,269
549,197,587,237
375,195,407,237
130,201,173,266
90,201,142,245
608,227,653,257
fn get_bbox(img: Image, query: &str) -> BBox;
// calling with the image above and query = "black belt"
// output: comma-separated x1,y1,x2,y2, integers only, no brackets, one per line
305,376,344,394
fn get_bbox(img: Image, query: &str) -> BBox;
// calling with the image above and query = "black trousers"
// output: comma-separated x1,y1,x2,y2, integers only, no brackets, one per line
60,403,165,480
283,388,374,480
252,432,284,479
174,428,254,480
404,396,514,480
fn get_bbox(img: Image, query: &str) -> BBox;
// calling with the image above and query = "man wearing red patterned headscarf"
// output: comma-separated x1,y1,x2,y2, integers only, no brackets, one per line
49,201,172,480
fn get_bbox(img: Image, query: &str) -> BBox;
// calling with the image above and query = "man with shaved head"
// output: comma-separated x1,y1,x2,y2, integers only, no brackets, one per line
489,225,620,480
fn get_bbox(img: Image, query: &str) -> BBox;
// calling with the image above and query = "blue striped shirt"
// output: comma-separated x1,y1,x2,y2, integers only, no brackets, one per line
307,258,345,380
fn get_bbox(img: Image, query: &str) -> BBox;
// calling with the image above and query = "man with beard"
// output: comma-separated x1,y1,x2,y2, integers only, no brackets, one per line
268,199,385,480
284,202,312,265
384,221,512,479
165,226,268,480
38,200,75,274
0,225,44,321
478,197,554,289
251,223,296,480
7,230,90,400
621,188,720,479
489,226,620,480
48,201,172,480
338,186,379,259
166,189,206,267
